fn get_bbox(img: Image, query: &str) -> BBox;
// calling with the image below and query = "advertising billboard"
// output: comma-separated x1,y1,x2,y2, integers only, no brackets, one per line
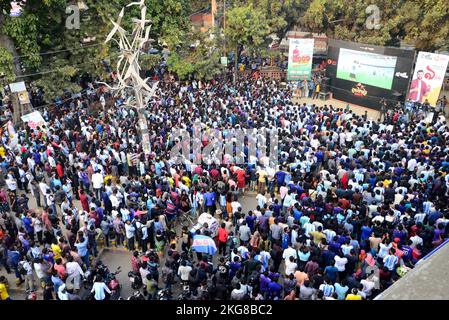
407,52,449,106
287,38,314,81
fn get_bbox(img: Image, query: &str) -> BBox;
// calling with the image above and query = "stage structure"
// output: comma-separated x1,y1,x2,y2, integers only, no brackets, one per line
326,39,415,110
100,0,158,154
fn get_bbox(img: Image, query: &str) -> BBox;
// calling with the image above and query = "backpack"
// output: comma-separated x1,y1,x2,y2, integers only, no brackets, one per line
135,222,144,239
18,262,27,275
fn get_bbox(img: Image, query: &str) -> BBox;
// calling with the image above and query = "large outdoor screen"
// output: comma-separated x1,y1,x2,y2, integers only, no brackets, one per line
336,48,398,90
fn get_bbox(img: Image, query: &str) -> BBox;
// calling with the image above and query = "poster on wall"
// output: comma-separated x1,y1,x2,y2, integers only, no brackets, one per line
287,38,315,81
408,52,449,106
18,91,31,105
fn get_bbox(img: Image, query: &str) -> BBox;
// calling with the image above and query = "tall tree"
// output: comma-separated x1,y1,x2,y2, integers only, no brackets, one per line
224,4,270,82
303,0,449,51
167,30,222,81
0,0,193,101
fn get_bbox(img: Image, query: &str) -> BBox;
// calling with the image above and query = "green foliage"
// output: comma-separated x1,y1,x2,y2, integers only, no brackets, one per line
34,58,81,100
167,52,195,80
233,0,309,40
0,0,193,102
144,0,191,50
167,31,222,80
2,13,42,69
303,0,449,51
225,4,271,51
0,47,15,82
140,54,162,71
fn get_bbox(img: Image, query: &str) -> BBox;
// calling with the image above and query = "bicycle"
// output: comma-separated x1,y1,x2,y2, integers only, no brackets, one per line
176,211,195,228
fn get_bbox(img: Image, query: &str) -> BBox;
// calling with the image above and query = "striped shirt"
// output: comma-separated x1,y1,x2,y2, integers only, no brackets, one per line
131,153,139,166
383,254,398,271
320,284,335,297
355,171,365,183
423,201,433,214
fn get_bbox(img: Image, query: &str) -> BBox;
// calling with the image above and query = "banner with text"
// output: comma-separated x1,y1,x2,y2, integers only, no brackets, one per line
21,111,47,129
408,52,449,106
287,38,314,81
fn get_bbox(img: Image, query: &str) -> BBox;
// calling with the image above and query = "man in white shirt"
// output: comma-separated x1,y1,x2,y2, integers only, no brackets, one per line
125,220,136,250
19,257,35,293
58,284,70,300
283,243,298,262
91,278,111,300
283,192,293,218
39,181,51,207
410,234,423,248
91,170,104,199
109,190,120,209
334,253,348,276
256,193,267,208
66,256,84,291
5,173,17,193
177,261,192,282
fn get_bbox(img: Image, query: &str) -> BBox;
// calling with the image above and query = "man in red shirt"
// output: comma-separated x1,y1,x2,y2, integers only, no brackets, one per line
218,223,228,256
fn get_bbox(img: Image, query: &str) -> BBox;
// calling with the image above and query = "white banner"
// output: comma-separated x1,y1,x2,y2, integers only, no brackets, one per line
408,52,449,106
9,81,26,93
21,111,47,129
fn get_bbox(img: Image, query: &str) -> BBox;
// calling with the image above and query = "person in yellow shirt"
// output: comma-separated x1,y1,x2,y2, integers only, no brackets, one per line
0,276,11,300
51,239,63,260
182,176,191,187
382,179,392,188
345,288,363,300
310,227,327,245
0,145,5,158
257,169,267,194
167,176,174,187
104,175,113,185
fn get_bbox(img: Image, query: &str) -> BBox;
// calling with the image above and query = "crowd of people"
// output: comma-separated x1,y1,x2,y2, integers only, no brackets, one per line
0,74,449,301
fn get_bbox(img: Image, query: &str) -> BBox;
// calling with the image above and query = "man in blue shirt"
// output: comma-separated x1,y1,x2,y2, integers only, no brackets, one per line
324,261,338,283
75,236,89,268
275,170,287,187
267,276,282,299
203,189,216,214
245,211,257,232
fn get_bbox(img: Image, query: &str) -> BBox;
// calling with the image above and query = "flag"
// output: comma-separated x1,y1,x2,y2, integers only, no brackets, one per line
7,121,18,150
192,235,217,255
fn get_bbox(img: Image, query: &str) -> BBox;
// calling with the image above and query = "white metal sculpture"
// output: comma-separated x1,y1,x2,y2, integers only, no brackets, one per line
101,1,158,155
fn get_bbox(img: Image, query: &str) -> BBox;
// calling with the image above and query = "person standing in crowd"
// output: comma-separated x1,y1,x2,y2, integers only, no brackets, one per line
0,73,446,302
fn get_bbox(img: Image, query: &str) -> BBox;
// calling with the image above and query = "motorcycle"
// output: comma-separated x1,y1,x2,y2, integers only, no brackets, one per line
105,266,122,299
128,271,143,290
83,261,111,289
157,288,172,300
127,290,146,300
83,262,122,300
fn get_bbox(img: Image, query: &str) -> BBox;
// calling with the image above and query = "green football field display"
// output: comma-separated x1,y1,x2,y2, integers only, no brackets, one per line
336,48,397,90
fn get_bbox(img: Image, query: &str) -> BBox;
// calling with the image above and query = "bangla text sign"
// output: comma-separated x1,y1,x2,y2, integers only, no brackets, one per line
287,38,314,81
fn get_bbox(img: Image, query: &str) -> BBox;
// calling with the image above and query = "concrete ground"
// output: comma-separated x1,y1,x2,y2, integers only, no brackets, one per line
293,96,381,120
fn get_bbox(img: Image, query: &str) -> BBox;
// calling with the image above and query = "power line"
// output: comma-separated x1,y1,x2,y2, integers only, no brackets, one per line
13,43,103,61
15,52,120,79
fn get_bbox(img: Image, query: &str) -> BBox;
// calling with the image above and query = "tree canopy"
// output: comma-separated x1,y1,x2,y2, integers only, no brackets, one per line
1,0,448,101
303,0,449,50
